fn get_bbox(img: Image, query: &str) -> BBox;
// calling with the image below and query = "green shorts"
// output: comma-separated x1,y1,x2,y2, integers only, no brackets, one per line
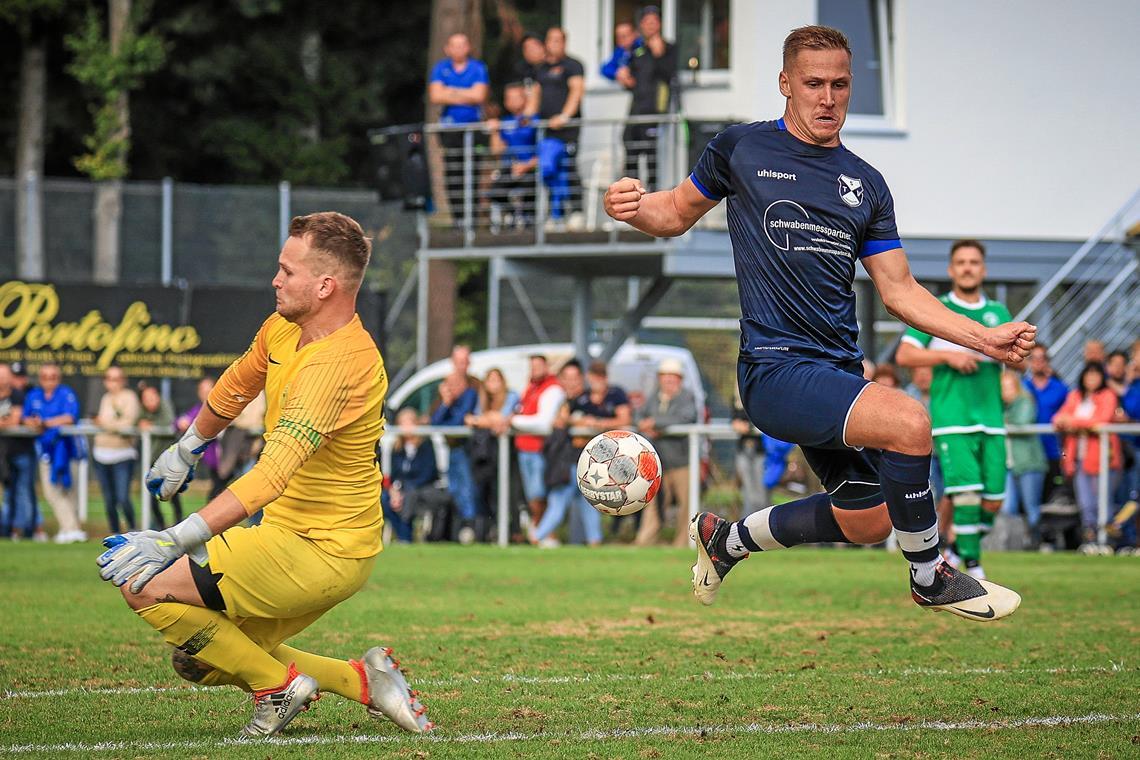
934,432,1007,501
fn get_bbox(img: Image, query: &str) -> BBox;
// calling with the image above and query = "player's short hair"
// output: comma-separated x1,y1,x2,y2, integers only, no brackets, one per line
950,239,986,259
782,25,851,70
289,212,371,289
559,358,583,375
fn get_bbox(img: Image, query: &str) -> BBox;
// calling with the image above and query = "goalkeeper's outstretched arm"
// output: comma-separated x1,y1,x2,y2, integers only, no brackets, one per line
604,176,719,238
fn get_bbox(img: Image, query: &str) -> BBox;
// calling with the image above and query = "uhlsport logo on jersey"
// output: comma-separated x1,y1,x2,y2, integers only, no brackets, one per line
838,174,863,207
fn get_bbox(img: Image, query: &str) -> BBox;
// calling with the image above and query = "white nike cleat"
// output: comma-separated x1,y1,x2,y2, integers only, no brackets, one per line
911,561,1020,622
358,646,433,733
241,664,320,738
689,512,747,606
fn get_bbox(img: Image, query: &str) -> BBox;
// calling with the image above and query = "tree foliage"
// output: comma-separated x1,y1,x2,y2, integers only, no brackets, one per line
65,4,166,181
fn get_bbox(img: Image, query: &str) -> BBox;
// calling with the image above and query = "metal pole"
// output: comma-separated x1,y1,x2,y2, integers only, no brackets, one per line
161,177,173,284
572,276,592,363
415,252,429,369
535,124,547,245
609,122,620,244
78,450,89,524
497,431,510,547
462,129,474,247
687,430,700,546
140,430,152,531
488,256,501,349
1097,430,1109,546
278,181,291,249
22,170,44,280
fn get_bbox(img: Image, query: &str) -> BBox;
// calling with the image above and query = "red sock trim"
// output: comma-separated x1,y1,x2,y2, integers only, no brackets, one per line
253,662,300,700
348,658,369,705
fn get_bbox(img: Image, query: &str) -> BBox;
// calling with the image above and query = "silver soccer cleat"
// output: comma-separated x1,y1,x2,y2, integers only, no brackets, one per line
360,646,434,733
240,666,320,738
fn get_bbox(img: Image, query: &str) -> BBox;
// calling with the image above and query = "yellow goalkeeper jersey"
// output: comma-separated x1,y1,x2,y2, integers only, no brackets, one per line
208,312,387,558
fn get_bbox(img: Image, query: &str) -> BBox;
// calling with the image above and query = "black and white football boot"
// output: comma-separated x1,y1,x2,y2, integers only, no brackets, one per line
689,512,748,606
911,560,1021,621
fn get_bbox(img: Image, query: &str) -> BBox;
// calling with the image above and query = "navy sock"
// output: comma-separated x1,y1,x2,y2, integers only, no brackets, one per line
878,450,940,565
761,492,849,548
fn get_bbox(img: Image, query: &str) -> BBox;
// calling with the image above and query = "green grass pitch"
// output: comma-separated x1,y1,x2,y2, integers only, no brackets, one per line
2,541,1138,758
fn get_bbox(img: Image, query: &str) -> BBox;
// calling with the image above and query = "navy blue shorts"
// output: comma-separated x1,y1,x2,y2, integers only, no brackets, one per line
738,358,884,510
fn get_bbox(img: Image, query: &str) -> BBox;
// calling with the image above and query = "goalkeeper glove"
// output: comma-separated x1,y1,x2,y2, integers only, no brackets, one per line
146,422,214,501
97,513,212,593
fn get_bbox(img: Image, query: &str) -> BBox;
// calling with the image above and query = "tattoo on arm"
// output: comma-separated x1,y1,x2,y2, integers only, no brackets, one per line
156,593,180,604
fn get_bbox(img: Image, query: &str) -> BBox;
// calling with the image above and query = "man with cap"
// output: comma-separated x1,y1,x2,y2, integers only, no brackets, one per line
618,5,677,190
635,358,698,546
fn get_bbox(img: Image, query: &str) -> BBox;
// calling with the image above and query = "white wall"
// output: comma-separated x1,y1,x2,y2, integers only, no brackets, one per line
565,0,1140,242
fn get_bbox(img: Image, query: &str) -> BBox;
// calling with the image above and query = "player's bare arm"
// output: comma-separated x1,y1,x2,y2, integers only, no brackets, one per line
895,341,979,374
604,176,718,237
864,249,1036,364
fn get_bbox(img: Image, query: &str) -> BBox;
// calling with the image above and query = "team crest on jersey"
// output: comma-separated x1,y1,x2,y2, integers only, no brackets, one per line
983,312,1000,326
838,174,863,207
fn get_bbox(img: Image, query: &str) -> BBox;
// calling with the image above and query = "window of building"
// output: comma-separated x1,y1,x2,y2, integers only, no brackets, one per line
677,0,730,72
601,0,731,84
818,0,894,117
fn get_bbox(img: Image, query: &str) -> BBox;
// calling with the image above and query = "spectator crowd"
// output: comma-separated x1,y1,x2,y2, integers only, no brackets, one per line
0,363,265,544
427,6,678,232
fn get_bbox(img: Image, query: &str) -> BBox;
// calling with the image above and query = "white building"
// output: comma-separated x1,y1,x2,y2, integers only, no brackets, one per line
566,0,1140,243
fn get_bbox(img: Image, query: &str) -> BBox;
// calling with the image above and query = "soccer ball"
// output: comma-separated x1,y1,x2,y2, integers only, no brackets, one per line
576,430,662,516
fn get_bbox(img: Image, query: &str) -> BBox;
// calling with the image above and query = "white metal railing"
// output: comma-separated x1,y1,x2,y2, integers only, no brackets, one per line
3,421,1136,548
1013,186,1140,381
422,115,686,247
381,421,1140,549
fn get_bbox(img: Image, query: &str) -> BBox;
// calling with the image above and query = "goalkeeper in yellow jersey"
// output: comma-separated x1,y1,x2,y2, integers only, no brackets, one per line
97,211,432,738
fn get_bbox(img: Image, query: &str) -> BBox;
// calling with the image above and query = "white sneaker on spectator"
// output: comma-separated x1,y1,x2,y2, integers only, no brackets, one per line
33,530,49,543
544,218,567,233
566,211,586,231
537,536,561,549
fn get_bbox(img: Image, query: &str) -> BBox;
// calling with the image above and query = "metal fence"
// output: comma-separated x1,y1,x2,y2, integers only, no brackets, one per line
0,174,396,286
422,115,694,248
4,421,1136,549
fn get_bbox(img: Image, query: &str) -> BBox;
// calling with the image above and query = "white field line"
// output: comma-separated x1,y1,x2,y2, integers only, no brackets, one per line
1,663,1131,701
2,711,1138,754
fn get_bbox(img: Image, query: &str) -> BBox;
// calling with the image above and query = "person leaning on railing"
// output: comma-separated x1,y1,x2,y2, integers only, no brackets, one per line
1053,361,1122,549
23,363,86,544
91,366,142,535
137,382,180,524
428,32,489,227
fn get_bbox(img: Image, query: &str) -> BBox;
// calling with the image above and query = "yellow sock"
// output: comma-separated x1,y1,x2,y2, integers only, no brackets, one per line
136,604,287,692
271,644,366,703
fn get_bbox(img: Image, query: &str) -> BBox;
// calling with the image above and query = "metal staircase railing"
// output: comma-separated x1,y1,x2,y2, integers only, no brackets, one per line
1014,187,1140,380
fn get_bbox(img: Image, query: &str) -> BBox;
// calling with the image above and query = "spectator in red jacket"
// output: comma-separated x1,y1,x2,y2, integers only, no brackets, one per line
1053,361,1122,547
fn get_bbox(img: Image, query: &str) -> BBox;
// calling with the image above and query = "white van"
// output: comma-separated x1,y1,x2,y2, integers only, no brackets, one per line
387,342,707,418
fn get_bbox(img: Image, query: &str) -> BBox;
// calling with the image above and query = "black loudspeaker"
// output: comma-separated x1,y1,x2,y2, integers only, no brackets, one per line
369,125,430,210
687,119,734,173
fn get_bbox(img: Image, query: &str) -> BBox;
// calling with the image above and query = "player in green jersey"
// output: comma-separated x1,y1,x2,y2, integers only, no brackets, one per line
897,240,1010,579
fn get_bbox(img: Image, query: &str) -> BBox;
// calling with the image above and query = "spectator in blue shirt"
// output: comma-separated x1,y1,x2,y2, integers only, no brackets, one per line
431,369,481,537
23,363,86,543
600,21,642,85
1023,344,1069,503
428,33,490,227
1108,349,1140,548
383,408,439,543
486,82,538,231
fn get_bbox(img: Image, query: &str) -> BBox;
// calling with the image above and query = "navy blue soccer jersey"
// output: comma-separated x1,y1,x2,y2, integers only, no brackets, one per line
690,119,902,363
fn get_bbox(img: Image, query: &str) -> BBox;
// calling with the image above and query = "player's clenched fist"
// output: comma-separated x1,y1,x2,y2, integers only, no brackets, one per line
604,177,647,222
981,321,1037,365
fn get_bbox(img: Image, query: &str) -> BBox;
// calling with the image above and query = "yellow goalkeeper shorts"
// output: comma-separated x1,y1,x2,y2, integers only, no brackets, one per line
193,522,376,651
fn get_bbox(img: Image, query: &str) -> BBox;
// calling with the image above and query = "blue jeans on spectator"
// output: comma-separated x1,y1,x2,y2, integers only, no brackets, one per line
6,451,38,537
517,451,547,503
534,464,602,544
1074,467,1122,537
381,490,413,543
539,137,569,220
94,459,136,535
1002,470,1046,529
1113,456,1139,547
447,446,480,522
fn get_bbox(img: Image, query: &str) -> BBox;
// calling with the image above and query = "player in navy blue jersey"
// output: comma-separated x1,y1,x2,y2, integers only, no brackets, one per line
604,25,1036,622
